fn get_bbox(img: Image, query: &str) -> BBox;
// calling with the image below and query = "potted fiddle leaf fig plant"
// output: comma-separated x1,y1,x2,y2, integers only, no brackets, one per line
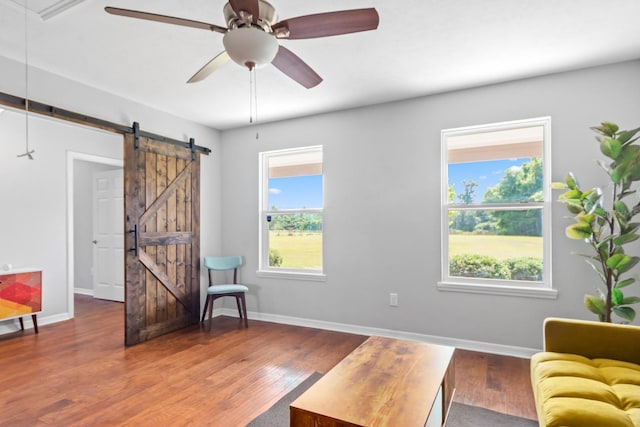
554,122,640,323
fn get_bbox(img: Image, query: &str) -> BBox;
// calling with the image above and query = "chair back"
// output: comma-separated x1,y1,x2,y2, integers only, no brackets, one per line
204,256,243,272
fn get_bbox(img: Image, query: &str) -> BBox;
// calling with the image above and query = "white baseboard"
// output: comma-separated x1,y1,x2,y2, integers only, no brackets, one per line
3,303,541,358
213,308,541,359
74,288,94,296
0,312,72,335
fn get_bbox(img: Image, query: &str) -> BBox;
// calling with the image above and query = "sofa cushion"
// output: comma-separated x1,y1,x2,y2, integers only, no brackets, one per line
531,352,640,427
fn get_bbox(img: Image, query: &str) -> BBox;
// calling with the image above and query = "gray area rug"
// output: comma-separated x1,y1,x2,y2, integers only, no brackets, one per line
246,372,538,427
246,372,323,426
447,402,539,427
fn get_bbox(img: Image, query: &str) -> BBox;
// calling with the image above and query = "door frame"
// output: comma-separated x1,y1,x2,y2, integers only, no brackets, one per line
66,151,123,317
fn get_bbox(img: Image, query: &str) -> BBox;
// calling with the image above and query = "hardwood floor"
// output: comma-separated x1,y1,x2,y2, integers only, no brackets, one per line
0,295,537,426
454,348,537,420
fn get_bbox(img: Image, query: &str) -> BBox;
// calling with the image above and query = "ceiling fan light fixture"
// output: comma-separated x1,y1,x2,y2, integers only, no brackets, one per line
223,27,278,70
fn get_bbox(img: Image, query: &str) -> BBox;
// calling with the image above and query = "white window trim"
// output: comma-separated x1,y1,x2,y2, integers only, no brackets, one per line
257,145,325,280
439,117,555,298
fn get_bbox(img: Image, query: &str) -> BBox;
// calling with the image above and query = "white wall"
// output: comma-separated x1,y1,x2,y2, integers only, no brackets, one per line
0,54,222,332
0,111,122,327
219,60,640,351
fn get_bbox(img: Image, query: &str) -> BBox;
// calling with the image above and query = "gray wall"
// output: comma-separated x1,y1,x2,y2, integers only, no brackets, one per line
3,51,639,351
219,60,640,351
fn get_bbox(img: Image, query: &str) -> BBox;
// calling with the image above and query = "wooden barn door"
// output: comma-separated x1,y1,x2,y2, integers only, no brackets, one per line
123,126,203,346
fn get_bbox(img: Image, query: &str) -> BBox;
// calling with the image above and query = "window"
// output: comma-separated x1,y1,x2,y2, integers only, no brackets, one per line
439,117,555,298
259,146,324,278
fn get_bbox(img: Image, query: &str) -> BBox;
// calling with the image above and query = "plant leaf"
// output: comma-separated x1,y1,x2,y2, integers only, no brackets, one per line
621,296,640,305
606,253,628,270
615,277,636,288
551,181,569,190
610,163,630,184
621,222,640,235
612,288,624,305
566,223,592,240
617,128,640,145
601,138,622,159
617,256,640,274
613,306,636,322
576,212,595,225
559,189,582,202
614,200,630,217
593,122,619,137
584,294,605,316
613,232,639,246
566,203,583,214
566,173,578,190
595,235,614,249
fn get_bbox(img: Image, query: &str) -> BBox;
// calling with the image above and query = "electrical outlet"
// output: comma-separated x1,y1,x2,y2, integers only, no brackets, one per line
389,293,398,307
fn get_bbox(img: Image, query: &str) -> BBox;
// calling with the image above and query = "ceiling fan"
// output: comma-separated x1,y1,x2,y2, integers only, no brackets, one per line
105,1,379,89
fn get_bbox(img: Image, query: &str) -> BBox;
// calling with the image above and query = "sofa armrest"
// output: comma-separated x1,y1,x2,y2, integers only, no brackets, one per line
543,317,640,364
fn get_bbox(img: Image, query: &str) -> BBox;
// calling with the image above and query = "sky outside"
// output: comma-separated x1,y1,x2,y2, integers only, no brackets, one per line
448,158,529,202
269,175,323,209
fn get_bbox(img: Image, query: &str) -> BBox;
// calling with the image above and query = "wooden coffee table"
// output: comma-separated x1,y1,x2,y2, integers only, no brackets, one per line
290,336,455,426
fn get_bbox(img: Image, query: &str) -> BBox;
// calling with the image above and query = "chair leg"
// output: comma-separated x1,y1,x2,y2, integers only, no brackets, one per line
201,295,210,323
240,293,248,328
235,296,243,319
208,295,215,322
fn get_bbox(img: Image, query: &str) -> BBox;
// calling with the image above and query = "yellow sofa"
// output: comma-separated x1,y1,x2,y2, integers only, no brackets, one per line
530,317,640,427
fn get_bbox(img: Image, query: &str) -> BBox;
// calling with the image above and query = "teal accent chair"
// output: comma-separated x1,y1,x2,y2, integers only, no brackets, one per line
201,256,249,327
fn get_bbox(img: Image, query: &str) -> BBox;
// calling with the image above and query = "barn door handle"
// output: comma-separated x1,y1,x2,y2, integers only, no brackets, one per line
129,224,139,257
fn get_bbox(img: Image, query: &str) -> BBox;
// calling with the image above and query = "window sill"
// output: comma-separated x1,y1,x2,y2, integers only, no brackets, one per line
256,270,327,282
437,281,558,299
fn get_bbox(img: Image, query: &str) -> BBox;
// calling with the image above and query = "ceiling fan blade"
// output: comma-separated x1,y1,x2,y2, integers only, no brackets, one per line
187,51,231,83
271,46,322,89
229,0,260,23
273,8,379,40
105,7,227,33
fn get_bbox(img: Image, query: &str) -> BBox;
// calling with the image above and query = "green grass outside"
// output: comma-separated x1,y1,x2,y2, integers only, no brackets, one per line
269,231,322,269
269,232,541,269
449,234,542,259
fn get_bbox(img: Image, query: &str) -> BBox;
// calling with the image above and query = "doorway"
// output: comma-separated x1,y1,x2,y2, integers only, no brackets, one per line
67,152,123,316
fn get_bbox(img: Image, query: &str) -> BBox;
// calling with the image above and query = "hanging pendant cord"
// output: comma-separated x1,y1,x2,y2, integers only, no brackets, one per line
19,1,34,160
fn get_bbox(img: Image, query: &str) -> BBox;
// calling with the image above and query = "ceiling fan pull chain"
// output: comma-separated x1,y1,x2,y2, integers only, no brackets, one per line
250,68,261,139
254,68,259,126
249,67,259,125
249,69,252,123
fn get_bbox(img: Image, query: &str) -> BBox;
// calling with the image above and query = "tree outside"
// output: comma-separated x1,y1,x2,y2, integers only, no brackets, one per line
449,157,544,281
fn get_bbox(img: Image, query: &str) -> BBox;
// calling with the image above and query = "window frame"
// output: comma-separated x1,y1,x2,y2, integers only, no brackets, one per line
438,117,556,299
257,145,325,280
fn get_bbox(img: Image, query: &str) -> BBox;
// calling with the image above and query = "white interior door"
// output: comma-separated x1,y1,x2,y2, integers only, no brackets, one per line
93,169,124,302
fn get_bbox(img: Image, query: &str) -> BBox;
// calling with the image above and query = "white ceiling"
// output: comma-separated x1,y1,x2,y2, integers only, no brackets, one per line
1,0,640,130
